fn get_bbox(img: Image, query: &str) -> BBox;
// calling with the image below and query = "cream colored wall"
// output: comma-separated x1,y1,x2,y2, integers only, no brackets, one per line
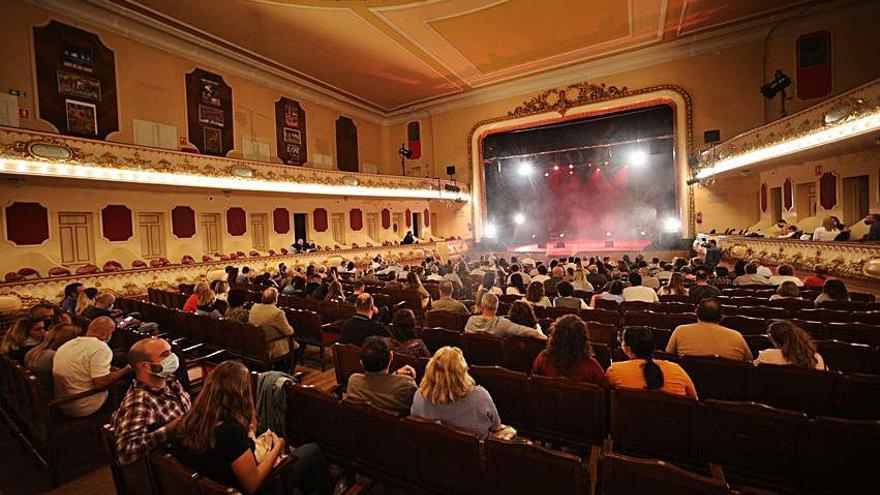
0,179,435,275
0,1,387,171
693,174,762,234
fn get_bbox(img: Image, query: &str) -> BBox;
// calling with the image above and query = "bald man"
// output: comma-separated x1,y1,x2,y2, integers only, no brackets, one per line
53,316,131,417
341,293,390,346
111,338,191,465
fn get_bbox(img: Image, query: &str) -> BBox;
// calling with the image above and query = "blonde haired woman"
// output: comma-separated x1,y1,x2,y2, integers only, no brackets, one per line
74,291,94,316
25,323,79,388
411,346,502,438
571,269,594,292
183,282,210,313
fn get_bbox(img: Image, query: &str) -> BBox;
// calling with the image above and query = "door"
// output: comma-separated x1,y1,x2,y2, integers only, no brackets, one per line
200,213,222,253
330,213,346,245
58,212,94,266
250,213,268,250
842,175,870,225
412,211,421,238
293,213,308,243
795,182,817,220
431,212,438,237
769,187,783,224
366,212,379,242
393,212,404,236
138,212,166,259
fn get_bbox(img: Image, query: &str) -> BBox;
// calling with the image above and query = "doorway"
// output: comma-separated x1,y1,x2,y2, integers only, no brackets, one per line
392,212,404,237
200,213,222,253
769,187,783,224
366,213,379,242
58,212,95,266
330,213,346,245
293,213,308,243
842,175,869,225
794,182,817,221
138,212,166,259
412,211,421,238
250,213,268,251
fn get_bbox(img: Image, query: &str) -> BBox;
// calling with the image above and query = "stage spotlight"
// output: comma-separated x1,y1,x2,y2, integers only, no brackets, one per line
559,233,565,238
605,231,612,237
484,223,497,238
513,213,525,225
663,217,682,232
640,231,646,236
569,170,574,175
629,150,648,167
553,165,560,171
543,172,549,177
517,161,534,176
568,164,574,169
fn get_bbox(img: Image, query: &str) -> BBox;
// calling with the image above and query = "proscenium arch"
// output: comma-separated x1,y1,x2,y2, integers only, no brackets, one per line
468,85,695,240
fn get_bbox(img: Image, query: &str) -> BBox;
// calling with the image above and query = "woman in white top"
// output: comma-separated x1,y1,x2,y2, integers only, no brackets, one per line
812,217,840,242
505,273,527,296
755,321,825,370
571,269,594,293
523,281,552,308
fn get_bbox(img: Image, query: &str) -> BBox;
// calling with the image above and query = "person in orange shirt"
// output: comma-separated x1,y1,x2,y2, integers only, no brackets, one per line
605,327,698,399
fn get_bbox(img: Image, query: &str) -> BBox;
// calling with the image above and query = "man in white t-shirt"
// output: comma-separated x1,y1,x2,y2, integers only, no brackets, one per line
53,316,131,417
622,272,659,303
767,264,804,287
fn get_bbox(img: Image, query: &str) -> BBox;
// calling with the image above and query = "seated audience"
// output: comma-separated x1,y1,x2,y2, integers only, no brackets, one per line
543,266,566,294
465,294,546,339
768,264,803,286
814,279,848,306
341,293,391,346
777,224,801,239
25,323,79,387
172,361,335,494
346,336,418,415
657,273,688,297
586,264,607,289
404,271,431,309
639,267,660,290
770,281,801,300
506,301,542,333
248,288,297,360
1,316,47,363
235,266,251,284
592,280,625,306
812,217,840,242
411,347,503,439
388,309,430,358
571,268,594,292
803,265,832,288
211,280,230,300
84,292,116,320
606,327,697,399
733,262,770,286
431,280,470,316
531,315,603,384
224,289,251,322
182,282,208,313
523,281,552,308
505,273,527,296
622,273,659,303
531,265,550,283
426,265,443,282
862,213,880,241
324,279,346,303
194,287,222,318
755,321,826,370
553,281,588,310
112,337,191,465
61,282,84,313
75,289,97,316
666,298,752,361
53,317,131,417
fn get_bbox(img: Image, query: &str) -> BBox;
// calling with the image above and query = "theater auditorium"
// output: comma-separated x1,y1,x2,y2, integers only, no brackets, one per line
0,0,878,493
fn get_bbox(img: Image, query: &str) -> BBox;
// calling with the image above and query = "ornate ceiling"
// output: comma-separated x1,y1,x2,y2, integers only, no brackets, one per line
105,0,823,113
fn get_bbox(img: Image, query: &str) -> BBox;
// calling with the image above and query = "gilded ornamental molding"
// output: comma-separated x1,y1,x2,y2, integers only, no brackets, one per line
506,81,630,118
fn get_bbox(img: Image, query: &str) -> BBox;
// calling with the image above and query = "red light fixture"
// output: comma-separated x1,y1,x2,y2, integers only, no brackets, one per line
553,165,560,171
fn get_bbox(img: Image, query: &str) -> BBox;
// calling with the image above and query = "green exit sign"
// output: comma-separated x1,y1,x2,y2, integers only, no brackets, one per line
8,89,26,98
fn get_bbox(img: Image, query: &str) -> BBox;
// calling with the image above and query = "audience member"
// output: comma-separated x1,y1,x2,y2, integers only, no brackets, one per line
84,292,116,320
346,336,418,415
657,273,688,297
505,273,527,296
531,315,603,384
803,265,831,288
622,273,659,303
523,281,552,308
431,281,471,316
770,282,801,300
224,289,251,322
194,287,222,318
606,327,697,398
411,347,504,439
814,279,848,306
1,316,46,363
61,282,84,313
666,298,752,361
543,266,565,294
506,300,541,332
862,213,880,241
586,265,607,289
324,279,346,303
465,294,546,339
592,280,625,306
235,266,251,284
733,263,770,286
248,288,297,360
25,323,78,387
768,264,804,286
754,321,826,370
182,283,207,313
53,317,131,417
703,240,722,271
389,309,430,358
553,281,588,310
812,217,840,242
341,294,391,346
405,271,431,309
112,337,191,465
531,265,550,284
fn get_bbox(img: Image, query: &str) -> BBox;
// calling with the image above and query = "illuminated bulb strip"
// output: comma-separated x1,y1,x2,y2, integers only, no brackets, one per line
697,111,880,179
0,158,470,201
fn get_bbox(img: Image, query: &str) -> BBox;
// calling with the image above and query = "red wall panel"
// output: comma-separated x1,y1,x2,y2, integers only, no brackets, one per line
273,208,290,234
171,206,196,238
760,183,768,213
313,208,328,232
350,209,363,231
405,208,412,227
226,207,246,236
783,179,793,212
101,205,133,241
4,202,49,245
424,209,430,227
820,172,837,210
381,208,391,229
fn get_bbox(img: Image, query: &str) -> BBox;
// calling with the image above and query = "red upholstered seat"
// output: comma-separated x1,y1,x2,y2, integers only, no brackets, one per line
17,268,40,279
351,243,359,249
228,253,238,260
181,255,195,265
132,260,147,269
249,250,260,257
4,272,22,282
321,331,340,343
102,261,123,272
334,244,341,250
149,259,163,267
280,248,288,255
236,251,246,257
365,243,373,247
201,254,213,263
219,255,230,261
268,249,277,256
76,264,100,275
48,266,71,277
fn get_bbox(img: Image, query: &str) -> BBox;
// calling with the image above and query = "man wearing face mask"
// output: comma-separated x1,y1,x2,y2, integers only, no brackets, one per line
53,316,131,417
111,337,191,465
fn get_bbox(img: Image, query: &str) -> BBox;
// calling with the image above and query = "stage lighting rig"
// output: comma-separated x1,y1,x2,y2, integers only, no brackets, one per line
517,161,534,176
398,144,412,175
629,149,648,167
760,69,792,117
513,213,525,225
484,223,498,238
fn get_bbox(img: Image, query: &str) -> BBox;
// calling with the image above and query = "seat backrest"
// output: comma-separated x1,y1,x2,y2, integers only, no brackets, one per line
621,301,663,313
332,343,364,387
470,366,530,428
417,327,463,353
485,438,590,495
285,384,348,459
424,310,467,332
216,319,245,352
340,398,408,481
743,334,774,358
388,352,428,382
737,305,787,320
239,323,270,362
798,308,851,323
601,452,729,495
586,322,617,348
581,308,619,326
285,308,322,341
594,298,619,311
664,302,695,314
852,311,880,325
529,375,606,448
753,364,843,417
815,340,876,375
719,315,768,336
807,416,880,495
623,311,666,329
610,389,699,464
401,416,488,495
502,335,547,373
837,322,880,347
699,399,808,490
665,312,698,329
149,452,202,495
462,332,505,366
677,354,752,401
592,342,611,370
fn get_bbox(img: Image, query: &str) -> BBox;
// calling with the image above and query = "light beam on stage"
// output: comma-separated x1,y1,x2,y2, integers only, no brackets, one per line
517,161,534,176
513,213,525,225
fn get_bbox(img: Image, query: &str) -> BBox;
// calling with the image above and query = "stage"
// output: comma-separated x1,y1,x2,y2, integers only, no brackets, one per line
511,238,654,257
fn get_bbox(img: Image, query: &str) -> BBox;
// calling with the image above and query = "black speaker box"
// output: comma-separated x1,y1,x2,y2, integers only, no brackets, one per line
446,165,456,176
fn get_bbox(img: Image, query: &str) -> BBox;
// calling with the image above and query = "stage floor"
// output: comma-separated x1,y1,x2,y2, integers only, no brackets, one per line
513,238,653,256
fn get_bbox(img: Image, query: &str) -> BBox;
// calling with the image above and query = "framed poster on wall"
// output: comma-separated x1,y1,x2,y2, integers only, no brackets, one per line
185,68,233,156
275,97,307,165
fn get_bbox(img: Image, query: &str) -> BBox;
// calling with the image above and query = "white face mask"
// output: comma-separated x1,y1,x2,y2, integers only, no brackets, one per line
149,353,179,378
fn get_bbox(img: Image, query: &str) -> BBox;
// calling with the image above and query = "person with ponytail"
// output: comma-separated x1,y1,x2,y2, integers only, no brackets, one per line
755,321,826,370
605,327,698,399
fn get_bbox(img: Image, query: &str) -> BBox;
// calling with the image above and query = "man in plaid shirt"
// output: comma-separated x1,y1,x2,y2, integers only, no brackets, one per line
111,337,191,465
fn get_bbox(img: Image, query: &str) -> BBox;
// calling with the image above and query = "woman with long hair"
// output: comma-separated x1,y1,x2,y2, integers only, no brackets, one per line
605,327,697,398
0,317,47,363
770,281,801,300
183,282,209,313
755,321,825,370
405,271,432,309
591,280,624,307
411,346,503,438
506,300,541,332
389,309,430,358
531,315,603,383
194,286,222,318
658,272,688,296
324,279,346,303
523,281,551,308
571,269,593,292
25,323,79,385
815,279,848,306
812,216,841,242
172,361,334,494
505,273,527,296
74,290,95,316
